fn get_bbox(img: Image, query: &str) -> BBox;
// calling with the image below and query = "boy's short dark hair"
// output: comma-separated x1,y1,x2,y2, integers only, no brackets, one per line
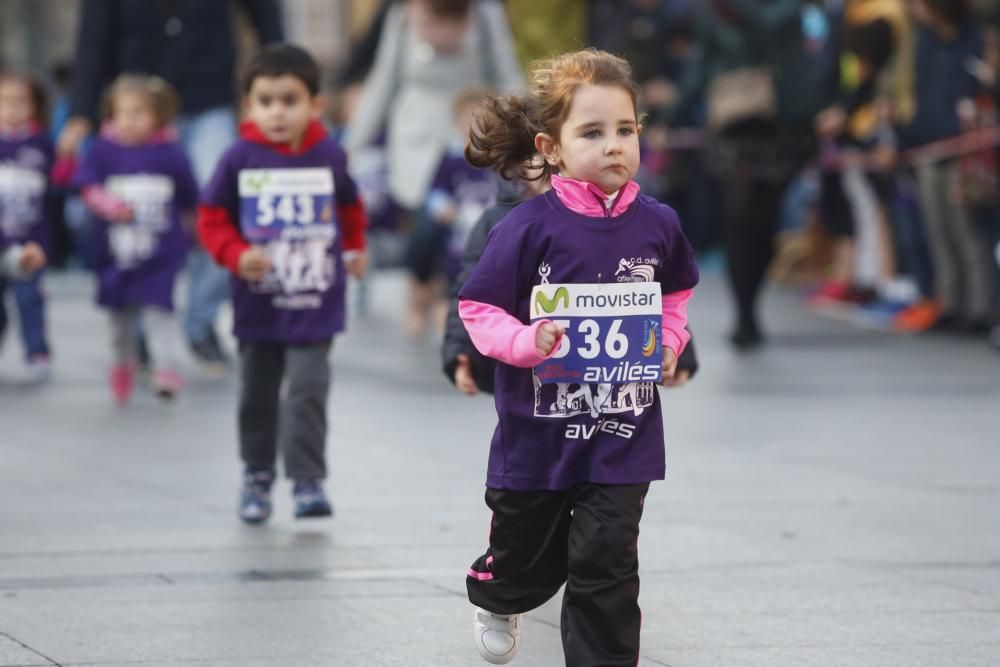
243,43,320,96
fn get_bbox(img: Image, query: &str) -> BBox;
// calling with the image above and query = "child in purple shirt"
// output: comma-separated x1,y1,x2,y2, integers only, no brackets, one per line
75,75,198,404
0,71,55,380
197,45,368,524
459,50,699,666
407,89,498,334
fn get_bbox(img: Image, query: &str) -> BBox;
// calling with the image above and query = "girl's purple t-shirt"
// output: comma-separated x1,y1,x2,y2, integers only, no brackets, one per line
0,132,54,251
200,137,360,344
459,190,699,491
74,137,197,311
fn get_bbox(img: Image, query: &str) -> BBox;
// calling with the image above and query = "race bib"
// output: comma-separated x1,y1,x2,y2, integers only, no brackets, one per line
530,282,662,385
0,164,46,238
106,174,174,230
238,168,335,242
238,168,337,299
108,225,158,269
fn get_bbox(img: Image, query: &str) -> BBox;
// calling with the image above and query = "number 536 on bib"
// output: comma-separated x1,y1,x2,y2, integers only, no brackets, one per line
530,282,662,384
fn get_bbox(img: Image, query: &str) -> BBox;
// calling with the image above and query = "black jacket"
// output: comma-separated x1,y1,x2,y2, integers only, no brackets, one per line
70,0,283,121
442,183,700,394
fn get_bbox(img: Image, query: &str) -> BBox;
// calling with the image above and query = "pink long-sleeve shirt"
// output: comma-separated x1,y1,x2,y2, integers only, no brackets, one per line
459,175,693,368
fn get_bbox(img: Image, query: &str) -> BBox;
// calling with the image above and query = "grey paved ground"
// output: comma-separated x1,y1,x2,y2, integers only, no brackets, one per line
1,268,999,667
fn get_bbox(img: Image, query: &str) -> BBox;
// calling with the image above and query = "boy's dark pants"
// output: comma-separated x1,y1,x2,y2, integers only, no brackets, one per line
238,340,331,480
467,482,649,667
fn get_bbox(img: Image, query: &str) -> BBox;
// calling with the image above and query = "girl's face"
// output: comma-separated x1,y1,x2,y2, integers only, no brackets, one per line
0,78,36,131
537,84,640,195
111,91,158,145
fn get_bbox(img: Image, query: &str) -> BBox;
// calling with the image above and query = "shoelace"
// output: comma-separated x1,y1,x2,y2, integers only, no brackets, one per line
243,473,274,499
294,486,326,505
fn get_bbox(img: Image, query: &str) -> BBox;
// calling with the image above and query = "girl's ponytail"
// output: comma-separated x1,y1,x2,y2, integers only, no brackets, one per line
465,94,543,181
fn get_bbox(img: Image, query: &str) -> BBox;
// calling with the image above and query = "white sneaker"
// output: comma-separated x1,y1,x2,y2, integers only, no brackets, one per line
473,607,523,664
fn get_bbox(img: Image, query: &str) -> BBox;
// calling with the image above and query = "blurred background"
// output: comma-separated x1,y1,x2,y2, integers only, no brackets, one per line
0,2,999,666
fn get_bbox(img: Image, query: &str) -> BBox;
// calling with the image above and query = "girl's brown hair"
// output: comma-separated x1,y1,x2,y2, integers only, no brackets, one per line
465,49,641,181
102,74,180,128
0,70,49,128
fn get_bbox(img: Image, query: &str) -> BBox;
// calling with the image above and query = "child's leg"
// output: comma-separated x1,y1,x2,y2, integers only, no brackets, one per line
143,306,185,395
281,341,332,481
108,307,140,365
561,483,649,667
467,488,573,615
0,277,9,346
11,272,49,360
107,307,140,403
239,341,285,471
143,307,183,373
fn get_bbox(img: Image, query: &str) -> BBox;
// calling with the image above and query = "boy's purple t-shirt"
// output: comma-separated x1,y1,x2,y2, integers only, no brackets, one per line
200,137,360,344
0,132,54,250
459,190,699,491
74,137,197,311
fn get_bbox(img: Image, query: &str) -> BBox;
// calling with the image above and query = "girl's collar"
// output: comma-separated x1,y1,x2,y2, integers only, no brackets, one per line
100,121,178,146
0,120,44,140
549,173,640,218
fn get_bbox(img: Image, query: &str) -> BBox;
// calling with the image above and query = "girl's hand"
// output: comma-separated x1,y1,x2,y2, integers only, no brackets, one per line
662,368,691,388
660,346,677,385
107,203,135,224
18,242,46,274
238,246,272,281
535,322,565,357
454,353,478,396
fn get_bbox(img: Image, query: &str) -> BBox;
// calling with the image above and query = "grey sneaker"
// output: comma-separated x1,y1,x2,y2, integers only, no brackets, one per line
189,329,231,369
239,468,275,524
292,480,333,518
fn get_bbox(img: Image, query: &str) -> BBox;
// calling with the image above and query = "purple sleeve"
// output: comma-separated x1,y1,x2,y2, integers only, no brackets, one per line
171,146,199,211
200,145,238,213
428,157,454,196
458,216,525,315
330,143,359,206
657,204,700,294
71,141,107,190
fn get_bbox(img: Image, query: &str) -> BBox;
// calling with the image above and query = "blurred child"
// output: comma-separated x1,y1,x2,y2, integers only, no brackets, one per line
197,44,367,524
75,75,198,403
406,88,498,337
0,71,55,380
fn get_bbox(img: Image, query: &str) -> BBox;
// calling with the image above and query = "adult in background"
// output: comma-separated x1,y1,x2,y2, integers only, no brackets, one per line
343,0,522,337
670,0,823,351
57,0,284,368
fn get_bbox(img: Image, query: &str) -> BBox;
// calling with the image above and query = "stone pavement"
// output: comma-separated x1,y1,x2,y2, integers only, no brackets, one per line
1,269,999,666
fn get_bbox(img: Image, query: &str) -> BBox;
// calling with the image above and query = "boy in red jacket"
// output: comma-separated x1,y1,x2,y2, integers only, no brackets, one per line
197,44,367,523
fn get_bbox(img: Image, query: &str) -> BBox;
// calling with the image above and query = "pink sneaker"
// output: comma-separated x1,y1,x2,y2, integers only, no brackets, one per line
152,368,183,400
109,364,134,405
